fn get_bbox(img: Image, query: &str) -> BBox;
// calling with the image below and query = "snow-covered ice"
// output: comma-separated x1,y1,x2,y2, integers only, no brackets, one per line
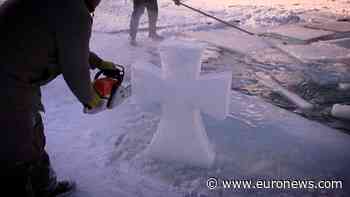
132,39,232,168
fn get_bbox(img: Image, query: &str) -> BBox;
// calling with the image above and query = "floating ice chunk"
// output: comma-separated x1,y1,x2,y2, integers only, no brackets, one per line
331,104,350,120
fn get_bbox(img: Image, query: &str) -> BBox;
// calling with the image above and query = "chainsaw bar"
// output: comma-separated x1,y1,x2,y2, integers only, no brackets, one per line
107,81,132,109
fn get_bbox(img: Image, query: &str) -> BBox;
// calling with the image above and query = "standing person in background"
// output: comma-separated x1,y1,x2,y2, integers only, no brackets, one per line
129,0,164,46
129,0,181,46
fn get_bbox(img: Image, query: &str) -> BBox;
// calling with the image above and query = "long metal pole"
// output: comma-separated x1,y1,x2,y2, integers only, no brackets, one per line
179,2,304,64
179,2,255,36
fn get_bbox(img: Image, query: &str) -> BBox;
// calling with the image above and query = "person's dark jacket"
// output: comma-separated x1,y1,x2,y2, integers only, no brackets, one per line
0,0,102,111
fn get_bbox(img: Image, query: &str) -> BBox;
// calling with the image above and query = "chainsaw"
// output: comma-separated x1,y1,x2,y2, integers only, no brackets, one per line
92,64,131,110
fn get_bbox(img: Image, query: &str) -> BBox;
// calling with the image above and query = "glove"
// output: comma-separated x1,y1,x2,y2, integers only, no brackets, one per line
173,0,181,6
97,60,117,71
95,60,125,83
83,90,107,114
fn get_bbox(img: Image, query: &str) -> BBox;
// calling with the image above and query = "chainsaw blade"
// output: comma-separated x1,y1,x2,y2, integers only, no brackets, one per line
107,82,132,109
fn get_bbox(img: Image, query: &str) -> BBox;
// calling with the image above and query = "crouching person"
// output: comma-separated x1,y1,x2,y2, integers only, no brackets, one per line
0,0,117,196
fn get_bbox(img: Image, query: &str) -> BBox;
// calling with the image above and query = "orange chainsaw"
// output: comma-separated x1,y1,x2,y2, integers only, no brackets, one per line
93,64,131,109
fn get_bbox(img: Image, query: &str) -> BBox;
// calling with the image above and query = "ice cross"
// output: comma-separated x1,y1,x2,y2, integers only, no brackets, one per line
132,40,232,168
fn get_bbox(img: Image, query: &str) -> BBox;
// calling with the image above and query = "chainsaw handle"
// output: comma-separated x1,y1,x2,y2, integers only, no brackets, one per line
94,70,105,81
94,66,125,82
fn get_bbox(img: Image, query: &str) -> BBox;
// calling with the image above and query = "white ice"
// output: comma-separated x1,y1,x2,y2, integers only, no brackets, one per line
132,39,232,168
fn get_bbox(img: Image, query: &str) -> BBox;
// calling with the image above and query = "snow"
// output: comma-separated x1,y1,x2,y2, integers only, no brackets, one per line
244,8,302,28
132,39,232,168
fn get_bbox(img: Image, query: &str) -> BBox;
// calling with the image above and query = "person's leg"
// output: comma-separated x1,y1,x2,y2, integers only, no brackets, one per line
0,163,34,197
130,0,146,45
31,152,75,197
29,112,75,197
147,0,163,40
29,112,57,196
0,110,40,197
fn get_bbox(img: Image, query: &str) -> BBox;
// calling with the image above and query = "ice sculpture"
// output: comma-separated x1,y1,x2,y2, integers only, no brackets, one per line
132,39,232,168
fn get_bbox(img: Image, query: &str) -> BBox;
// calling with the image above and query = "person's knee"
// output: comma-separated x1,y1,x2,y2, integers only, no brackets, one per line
132,5,145,18
147,9,158,18
147,5,158,13
147,0,158,12
0,111,45,163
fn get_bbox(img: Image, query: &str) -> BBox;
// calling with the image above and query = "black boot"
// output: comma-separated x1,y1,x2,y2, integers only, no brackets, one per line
30,152,76,197
148,9,163,41
0,162,35,197
44,180,76,197
149,32,164,41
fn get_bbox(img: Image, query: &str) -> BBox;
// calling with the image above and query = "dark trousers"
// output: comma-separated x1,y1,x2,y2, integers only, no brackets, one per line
0,111,57,197
130,0,159,39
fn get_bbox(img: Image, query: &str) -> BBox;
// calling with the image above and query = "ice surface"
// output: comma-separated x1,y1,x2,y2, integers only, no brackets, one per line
327,38,350,49
278,42,350,62
186,29,271,54
132,39,232,167
267,25,334,42
304,21,350,33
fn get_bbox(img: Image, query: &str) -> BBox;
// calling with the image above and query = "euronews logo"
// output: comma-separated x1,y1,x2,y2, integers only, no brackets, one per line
207,178,343,190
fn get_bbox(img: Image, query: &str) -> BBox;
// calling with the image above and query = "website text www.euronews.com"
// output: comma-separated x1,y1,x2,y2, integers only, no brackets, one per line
207,177,343,190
